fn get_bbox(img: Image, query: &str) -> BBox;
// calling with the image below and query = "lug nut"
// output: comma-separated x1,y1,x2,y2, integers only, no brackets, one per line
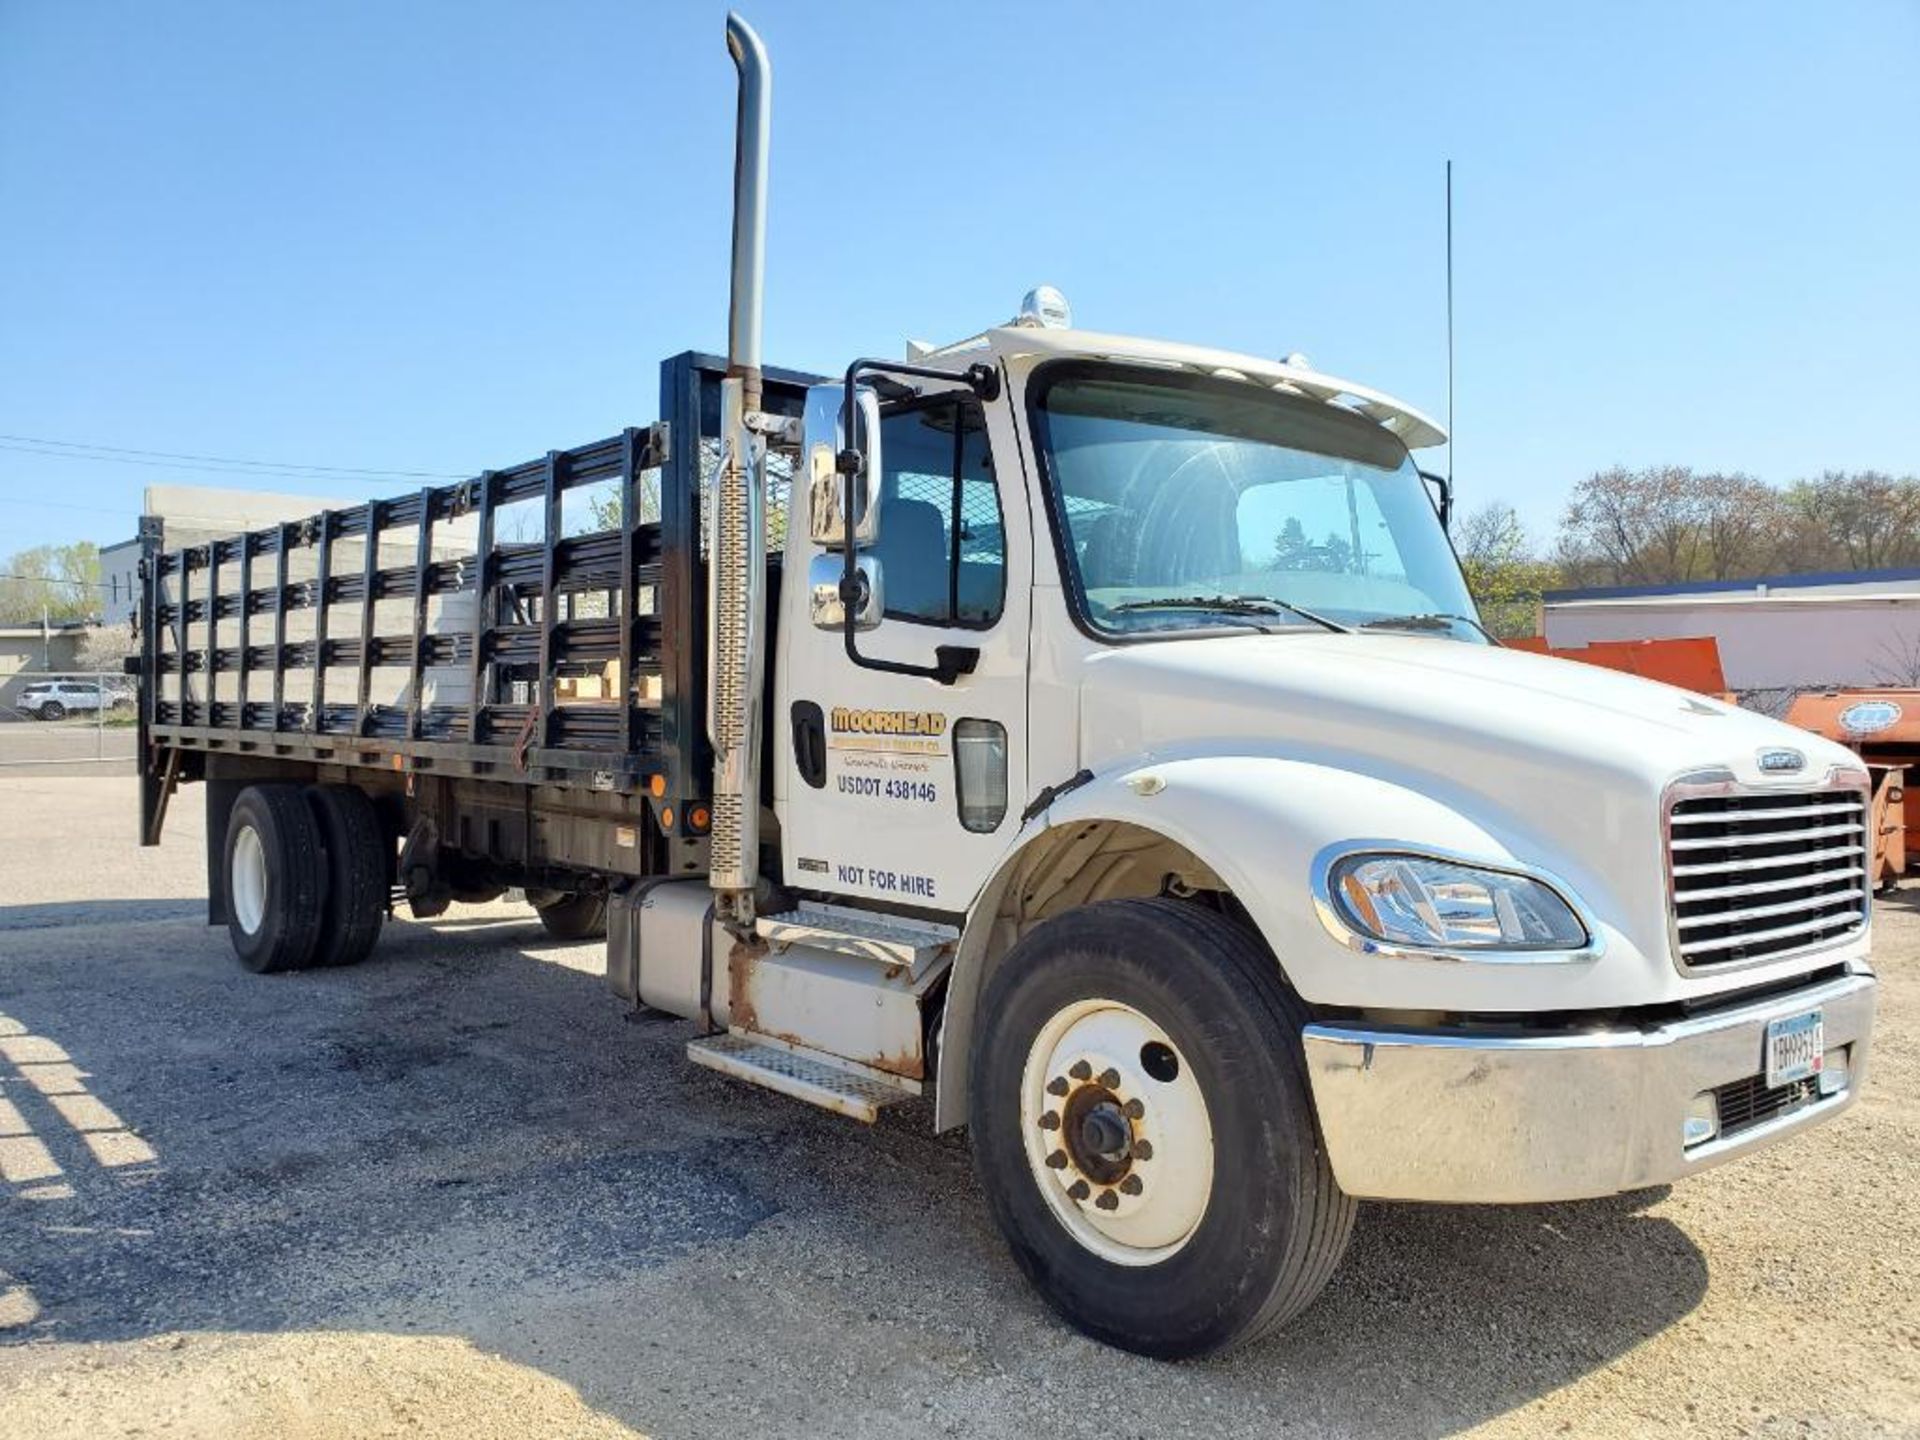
1094,1189,1119,1211
1119,1175,1143,1196
1038,1111,1060,1131
1069,1060,1092,1081
1122,1098,1144,1119
1067,1179,1091,1202
1098,1067,1121,1090
1046,1077,1070,1097
1045,1149,1068,1169
1132,1140,1154,1161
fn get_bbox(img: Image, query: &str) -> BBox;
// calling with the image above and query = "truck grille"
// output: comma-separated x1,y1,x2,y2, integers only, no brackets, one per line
1667,787,1869,969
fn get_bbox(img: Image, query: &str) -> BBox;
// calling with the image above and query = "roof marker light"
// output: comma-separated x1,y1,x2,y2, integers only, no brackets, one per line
1017,286,1072,330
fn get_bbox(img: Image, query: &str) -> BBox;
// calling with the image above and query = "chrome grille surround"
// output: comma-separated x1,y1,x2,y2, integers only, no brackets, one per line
1662,766,1872,976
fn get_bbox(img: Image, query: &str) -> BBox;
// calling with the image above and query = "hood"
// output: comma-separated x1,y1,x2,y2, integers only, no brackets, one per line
1078,632,1857,857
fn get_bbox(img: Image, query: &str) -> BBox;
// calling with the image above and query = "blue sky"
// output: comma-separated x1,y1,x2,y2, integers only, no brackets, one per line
2,1,1915,555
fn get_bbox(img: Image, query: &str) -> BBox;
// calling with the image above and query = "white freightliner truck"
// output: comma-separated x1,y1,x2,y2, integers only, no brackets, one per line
129,16,1877,1357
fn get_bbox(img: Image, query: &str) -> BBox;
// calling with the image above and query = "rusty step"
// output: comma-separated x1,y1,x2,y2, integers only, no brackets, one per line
685,1032,915,1123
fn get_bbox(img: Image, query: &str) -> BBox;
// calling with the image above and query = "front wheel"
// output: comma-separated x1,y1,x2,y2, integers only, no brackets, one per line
968,897,1355,1358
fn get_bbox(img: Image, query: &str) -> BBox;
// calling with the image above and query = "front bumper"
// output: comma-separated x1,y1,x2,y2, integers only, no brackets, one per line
1302,965,1876,1203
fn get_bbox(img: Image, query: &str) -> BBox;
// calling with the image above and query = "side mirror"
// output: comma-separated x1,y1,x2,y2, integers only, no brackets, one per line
805,384,882,548
809,553,884,631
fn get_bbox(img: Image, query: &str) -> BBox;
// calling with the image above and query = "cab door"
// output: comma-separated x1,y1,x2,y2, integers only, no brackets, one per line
773,382,1029,915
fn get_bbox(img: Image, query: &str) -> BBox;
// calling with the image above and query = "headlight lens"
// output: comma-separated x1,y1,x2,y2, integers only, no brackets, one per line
1328,854,1589,951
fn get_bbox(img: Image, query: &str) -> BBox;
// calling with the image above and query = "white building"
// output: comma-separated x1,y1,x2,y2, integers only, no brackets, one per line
98,484,363,625
1542,568,1920,692
101,480,486,717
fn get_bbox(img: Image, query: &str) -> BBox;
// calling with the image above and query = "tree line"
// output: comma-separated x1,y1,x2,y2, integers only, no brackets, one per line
1459,468,1920,638
0,542,101,625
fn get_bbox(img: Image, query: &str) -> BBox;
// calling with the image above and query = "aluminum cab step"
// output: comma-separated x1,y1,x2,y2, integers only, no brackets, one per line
686,1032,915,1123
755,901,958,978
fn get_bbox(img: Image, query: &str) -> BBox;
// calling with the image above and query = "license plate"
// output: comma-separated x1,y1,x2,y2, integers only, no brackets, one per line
1765,1009,1823,1089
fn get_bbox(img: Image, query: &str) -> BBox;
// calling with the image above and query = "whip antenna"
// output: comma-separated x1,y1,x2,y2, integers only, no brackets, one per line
1446,158,1455,487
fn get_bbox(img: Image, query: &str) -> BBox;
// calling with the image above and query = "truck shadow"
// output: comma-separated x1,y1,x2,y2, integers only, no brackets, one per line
0,908,1708,1439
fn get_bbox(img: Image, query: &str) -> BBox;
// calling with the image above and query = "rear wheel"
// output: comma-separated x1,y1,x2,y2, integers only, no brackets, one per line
224,784,329,973
968,897,1355,1358
39,701,64,721
531,890,607,940
305,784,388,968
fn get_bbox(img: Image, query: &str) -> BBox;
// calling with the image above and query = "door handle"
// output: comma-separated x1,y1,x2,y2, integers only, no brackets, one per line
791,700,827,789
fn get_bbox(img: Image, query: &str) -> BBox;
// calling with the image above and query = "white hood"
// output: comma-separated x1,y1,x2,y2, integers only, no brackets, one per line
1081,631,1849,787
1078,632,1859,920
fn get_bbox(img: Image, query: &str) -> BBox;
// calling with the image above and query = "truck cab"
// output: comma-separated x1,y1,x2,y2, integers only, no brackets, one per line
655,301,1873,1354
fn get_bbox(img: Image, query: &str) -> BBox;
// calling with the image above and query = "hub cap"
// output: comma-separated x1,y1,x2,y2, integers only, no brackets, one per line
1019,998,1213,1265
231,824,268,935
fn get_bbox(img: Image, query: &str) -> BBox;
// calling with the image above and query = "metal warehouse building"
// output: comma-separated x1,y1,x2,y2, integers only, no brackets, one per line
1542,568,1920,692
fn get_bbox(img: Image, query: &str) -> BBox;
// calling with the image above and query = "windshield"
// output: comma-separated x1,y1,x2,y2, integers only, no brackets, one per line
1033,367,1482,641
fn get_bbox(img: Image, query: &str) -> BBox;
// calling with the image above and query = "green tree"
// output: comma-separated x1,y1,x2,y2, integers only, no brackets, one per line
1455,503,1561,639
0,542,101,624
1780,471,1920,572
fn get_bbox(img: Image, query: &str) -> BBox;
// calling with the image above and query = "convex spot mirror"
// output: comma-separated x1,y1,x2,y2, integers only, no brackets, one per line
809,553,884,631
805,384,882,549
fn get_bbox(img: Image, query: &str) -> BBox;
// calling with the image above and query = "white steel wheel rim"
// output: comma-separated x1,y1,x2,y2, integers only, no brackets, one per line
231,824,269,936
1018,997,1214,1267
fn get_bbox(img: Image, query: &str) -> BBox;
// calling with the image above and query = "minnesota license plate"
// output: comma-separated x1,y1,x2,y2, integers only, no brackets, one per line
1765,1009,1823,1089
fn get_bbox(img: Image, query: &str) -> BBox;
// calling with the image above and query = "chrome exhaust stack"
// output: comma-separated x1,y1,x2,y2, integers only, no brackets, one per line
708,12,772,928
724,11,769,412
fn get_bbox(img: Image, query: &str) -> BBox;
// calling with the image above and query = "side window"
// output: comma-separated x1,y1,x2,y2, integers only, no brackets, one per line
873,398,1006,627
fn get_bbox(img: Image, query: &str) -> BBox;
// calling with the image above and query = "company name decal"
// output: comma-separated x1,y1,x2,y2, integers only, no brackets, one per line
830,708,948,737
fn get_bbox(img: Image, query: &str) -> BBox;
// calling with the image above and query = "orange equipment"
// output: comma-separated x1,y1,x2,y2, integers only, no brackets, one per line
1783,690,1915,893
1503,635,1732,699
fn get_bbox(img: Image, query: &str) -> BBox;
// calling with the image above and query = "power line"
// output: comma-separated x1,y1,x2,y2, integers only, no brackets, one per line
0,433,463,481
0,572,113,589
0,495,142,518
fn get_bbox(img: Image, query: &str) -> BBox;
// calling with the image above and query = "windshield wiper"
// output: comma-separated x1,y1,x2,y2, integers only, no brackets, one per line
1359,611,1497,642
1110,595,1351,634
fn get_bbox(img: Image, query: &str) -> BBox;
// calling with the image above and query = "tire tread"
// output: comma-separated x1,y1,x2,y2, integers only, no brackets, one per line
306,785,387,968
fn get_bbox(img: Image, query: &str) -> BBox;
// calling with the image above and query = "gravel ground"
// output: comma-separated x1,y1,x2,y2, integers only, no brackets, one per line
0,774,1914,1439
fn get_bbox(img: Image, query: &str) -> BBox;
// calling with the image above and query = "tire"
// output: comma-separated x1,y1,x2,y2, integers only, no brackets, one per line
40,701,64,722
305,785,388,968
223,784,329,973
967,897,1356,1358
532,891,607,940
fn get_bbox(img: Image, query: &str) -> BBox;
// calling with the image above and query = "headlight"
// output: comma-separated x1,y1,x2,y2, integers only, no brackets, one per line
1326,853,1590,952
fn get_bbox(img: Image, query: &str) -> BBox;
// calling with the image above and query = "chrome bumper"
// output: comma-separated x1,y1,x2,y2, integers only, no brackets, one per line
1302,966,1876,1203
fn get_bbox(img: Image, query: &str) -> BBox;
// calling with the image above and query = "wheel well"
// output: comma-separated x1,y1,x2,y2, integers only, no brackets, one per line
934,819,1250,1132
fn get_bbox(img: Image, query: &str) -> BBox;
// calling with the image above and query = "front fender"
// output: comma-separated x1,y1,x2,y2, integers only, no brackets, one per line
934,754,1645,1131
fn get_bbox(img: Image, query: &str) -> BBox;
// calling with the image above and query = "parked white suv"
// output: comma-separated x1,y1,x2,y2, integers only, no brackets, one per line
16,680,126,721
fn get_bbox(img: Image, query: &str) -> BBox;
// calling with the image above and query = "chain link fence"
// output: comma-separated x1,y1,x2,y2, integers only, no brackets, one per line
0,671,139,768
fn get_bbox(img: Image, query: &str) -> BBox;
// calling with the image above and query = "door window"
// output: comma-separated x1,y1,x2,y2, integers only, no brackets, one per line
873,399,1005,628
